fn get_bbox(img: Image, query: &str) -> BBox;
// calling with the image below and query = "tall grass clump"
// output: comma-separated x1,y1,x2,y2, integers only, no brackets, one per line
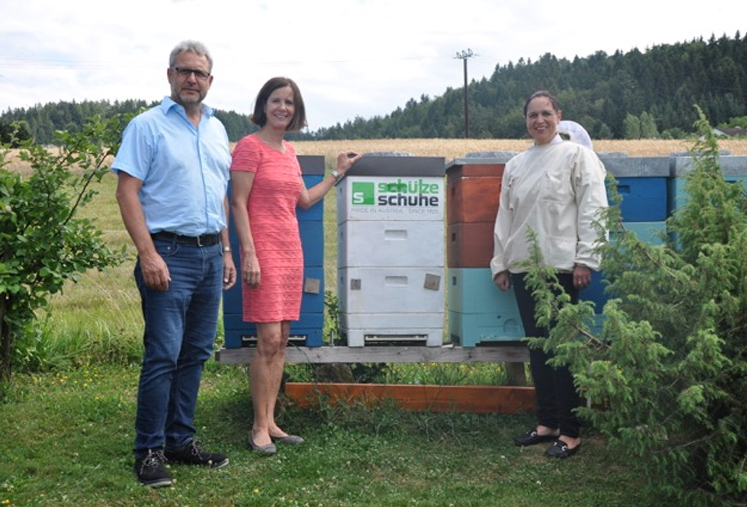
382,363,508,386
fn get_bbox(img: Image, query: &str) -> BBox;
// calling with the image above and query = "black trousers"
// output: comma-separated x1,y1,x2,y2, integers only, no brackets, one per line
511,272,582,438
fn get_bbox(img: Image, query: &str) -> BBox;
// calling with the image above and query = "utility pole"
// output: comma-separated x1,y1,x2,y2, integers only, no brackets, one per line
455,49,474,138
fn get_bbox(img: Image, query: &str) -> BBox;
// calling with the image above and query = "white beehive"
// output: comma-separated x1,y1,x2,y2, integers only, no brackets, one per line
337,220,444,268
336,155,445,346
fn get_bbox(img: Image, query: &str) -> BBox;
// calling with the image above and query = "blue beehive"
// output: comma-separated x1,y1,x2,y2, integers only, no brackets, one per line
447,268,524,346
668,155,747,215
584,221,667,311
224,155,326,348
584,156,670,331
601,156,670,222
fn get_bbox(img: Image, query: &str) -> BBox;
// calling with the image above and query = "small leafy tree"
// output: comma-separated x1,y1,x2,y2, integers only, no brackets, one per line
0,116,128,384
639,111,659,138
523,107,747,505
623,113,642,139
0,120,32,147
623,111,659,139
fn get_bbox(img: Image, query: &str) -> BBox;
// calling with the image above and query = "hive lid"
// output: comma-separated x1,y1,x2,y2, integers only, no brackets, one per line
297,155,325,175
347,155,445,177
669,154,747,177
600,156,670,177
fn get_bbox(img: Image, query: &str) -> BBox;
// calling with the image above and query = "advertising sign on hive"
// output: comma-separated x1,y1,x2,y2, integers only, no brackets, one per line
342,177,445,221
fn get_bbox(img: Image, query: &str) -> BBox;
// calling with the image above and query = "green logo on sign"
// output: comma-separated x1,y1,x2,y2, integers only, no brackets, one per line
352,182,375,205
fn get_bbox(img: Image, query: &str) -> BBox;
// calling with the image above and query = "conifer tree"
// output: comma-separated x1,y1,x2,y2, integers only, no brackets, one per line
522,107,747,505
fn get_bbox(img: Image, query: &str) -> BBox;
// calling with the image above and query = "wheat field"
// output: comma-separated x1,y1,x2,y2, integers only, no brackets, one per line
6,138,747,174
291,138,747,162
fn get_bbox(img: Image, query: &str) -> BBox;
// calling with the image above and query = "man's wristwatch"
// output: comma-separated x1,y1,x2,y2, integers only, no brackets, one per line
331,170,342,182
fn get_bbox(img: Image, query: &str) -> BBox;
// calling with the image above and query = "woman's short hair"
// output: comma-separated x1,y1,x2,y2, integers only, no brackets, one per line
250,77,308,132
523,90,559,117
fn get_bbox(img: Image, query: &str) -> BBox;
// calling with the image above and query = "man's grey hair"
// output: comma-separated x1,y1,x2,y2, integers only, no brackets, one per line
169,40,213,72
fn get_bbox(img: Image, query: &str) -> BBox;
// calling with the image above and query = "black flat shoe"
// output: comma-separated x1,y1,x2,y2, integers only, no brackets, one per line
544,439,581,459
514,428,560,446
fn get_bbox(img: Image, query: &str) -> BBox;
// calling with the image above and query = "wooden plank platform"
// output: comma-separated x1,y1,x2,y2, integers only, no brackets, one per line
215,344,529,365
285,382,535,414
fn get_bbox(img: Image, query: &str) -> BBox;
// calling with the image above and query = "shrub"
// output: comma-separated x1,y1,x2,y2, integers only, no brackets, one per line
0,116,128,385
523,107,747,505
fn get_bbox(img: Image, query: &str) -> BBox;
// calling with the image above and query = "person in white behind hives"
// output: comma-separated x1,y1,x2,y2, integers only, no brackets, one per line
491,90,608,459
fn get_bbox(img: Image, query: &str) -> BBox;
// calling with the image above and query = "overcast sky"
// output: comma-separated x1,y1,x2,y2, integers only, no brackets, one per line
1,0,743,130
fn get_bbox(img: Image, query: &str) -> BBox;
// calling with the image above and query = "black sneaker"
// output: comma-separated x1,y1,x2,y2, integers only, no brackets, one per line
134,449,172,487
165,440,229,468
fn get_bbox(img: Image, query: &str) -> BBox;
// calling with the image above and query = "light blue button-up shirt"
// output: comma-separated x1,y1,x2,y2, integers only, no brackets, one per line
112,97,232,236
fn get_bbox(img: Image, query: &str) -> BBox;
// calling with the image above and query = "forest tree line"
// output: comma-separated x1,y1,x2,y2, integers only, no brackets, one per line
2,33,747,145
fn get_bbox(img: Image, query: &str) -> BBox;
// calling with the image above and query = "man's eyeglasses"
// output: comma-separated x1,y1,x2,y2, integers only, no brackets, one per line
171,67,211,81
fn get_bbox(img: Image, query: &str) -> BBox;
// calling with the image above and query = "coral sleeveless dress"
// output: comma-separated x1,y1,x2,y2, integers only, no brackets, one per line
230,135,303,322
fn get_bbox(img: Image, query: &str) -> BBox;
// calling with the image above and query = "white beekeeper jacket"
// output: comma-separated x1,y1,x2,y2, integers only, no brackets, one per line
490,135,609,277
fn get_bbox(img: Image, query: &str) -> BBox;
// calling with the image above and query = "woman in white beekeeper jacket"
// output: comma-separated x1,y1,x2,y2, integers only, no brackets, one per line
491,90,608,459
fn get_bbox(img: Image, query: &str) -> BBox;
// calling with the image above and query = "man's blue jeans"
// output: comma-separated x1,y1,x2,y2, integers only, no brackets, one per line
133,238,223,454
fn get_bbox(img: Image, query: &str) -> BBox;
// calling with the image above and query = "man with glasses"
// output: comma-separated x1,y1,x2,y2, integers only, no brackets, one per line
113,40,236,487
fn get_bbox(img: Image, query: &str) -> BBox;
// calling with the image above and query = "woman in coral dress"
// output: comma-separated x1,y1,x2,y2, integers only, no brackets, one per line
230,77,361,454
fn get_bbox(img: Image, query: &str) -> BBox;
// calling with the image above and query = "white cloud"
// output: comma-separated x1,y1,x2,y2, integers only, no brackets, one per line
1,0,743,128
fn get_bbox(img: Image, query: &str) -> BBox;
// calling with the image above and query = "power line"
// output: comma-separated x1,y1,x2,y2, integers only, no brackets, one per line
455,49,475,138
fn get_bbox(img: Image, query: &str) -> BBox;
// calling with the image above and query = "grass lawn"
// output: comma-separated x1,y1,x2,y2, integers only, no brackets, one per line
0,361,664,507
